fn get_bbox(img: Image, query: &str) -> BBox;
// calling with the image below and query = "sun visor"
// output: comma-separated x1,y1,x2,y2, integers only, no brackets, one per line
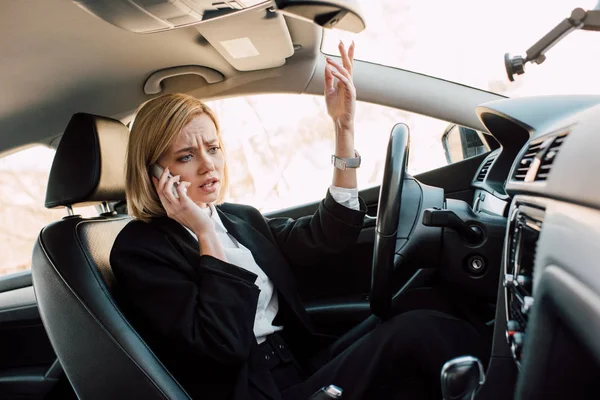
72,0,268,33
196,8,294,71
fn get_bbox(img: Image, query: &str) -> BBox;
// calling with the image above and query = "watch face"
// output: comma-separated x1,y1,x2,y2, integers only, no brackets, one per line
333,157,346,170
331,153,360,169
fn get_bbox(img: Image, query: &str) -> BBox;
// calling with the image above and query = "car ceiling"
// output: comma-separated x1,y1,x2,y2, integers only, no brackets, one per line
1,1,322,154
2,1,504,157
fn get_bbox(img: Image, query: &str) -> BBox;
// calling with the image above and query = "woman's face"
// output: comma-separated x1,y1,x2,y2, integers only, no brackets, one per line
158,113,225,208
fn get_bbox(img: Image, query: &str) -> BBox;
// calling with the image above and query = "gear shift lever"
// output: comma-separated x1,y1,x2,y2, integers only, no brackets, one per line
440,356,485,400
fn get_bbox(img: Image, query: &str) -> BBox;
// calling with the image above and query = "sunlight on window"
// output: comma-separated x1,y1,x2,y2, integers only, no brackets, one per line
323,0,599,97
206,94,453,212
0,146,97,277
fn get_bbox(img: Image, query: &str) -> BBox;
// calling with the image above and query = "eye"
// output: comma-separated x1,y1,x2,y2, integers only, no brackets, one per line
178,154,193,162
208,146,220,154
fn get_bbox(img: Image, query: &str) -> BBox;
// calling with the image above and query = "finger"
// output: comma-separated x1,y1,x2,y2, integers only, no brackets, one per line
338,40,346,59
324,64,335,94
338,41,353,76
177,180,190,198
163,175,181,204
348,41,355,68
330,69,355,95
326,58,351,81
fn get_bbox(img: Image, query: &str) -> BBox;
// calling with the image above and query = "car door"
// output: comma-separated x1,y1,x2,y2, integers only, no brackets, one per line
0,146,82,399
0,272,71,399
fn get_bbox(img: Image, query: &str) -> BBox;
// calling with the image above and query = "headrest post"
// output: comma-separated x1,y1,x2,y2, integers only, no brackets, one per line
100,201,110,214
66,205,75,216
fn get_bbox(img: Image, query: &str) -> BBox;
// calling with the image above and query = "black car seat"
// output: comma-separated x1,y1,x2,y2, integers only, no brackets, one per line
31,113,191,399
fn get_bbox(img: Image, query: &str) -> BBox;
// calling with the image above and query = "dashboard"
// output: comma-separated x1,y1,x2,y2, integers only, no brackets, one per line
470,95,600,399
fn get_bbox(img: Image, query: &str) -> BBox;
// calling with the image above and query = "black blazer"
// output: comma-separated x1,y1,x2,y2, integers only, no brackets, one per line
110,191,366,400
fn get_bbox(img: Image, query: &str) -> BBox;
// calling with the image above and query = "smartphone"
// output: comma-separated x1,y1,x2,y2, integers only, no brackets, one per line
150,163,179,198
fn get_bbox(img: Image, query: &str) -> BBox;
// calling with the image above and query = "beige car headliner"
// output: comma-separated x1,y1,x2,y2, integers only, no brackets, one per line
1,1,502,155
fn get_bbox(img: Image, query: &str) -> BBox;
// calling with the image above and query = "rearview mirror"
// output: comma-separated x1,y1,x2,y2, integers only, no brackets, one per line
273,0,366,33
441,125,489,164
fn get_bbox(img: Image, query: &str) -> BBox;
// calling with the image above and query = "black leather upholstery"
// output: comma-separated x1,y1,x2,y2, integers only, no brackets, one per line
32,114,191,399
45,113,128,209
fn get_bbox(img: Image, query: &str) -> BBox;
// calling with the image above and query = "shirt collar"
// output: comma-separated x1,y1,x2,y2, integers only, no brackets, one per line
204,203,228,234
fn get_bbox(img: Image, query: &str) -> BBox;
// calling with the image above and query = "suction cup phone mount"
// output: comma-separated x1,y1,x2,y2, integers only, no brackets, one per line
505,6,600,81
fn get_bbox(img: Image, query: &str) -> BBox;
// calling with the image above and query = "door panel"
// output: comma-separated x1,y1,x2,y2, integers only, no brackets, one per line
0,271,74,399
0,272,33,293
0,286,38,325
265,187,378,336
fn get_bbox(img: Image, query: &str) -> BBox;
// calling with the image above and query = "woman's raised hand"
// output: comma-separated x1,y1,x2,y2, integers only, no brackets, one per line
152,167,214,238
325,41,356,133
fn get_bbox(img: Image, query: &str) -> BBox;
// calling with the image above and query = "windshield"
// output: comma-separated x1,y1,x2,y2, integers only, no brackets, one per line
322,0,600,97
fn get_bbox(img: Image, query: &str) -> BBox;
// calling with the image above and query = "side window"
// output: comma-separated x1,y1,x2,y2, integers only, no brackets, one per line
205,94,477,212
441,125,491,164
0,146,96,277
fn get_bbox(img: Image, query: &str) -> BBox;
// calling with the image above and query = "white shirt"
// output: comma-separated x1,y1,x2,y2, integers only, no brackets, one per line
184,185,360,344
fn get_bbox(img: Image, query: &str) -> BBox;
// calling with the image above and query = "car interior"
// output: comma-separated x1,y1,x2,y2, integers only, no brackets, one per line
2,0,600,399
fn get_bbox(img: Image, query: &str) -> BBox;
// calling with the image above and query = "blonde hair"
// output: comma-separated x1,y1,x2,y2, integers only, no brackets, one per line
126,93,228,222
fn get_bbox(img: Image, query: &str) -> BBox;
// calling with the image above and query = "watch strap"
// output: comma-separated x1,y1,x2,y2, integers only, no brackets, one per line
331,150,361,170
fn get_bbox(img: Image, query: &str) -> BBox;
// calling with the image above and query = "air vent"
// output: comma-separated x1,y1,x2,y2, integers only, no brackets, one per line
513,141,544,182
476,157,496,182
534,134,568,182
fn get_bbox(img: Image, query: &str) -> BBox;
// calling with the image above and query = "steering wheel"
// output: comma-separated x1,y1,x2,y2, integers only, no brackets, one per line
370,123,410,318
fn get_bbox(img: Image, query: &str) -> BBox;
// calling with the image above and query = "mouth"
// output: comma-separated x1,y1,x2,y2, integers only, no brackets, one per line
199,178,219,193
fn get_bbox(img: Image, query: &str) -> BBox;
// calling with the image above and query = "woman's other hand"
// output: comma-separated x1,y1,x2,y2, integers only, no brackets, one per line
325,40,356,133
326,41,358,190
152,167,226,260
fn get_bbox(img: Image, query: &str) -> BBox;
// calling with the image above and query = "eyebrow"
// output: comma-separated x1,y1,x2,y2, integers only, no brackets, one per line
173,140,219,154
174,146,195,154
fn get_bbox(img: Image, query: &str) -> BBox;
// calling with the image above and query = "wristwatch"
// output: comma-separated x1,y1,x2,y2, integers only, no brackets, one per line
331,150,361,170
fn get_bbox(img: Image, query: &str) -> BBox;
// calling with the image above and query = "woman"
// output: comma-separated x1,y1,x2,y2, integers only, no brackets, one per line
111,42,487,400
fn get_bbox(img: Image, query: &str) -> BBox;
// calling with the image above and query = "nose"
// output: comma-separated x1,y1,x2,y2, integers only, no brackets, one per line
197,151,215,175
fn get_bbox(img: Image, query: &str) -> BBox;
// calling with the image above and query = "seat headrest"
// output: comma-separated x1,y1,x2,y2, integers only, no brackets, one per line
45,113,129,209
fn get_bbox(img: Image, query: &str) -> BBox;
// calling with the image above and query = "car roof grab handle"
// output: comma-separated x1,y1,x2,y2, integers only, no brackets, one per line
143,65,225,95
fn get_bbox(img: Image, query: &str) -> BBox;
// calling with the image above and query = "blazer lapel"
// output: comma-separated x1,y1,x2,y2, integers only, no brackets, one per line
150,212,313,332
216,208,312,328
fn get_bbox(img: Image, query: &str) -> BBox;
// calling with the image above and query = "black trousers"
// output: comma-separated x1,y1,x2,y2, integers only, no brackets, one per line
268,309,489,400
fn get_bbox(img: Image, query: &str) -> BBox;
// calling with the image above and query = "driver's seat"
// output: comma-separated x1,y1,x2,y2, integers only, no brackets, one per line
31,113,191,399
